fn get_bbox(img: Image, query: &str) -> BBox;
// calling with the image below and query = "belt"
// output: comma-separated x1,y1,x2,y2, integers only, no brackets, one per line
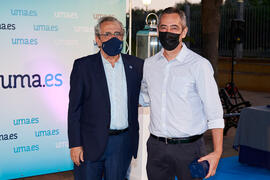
150,134,203,144
109,128,128,136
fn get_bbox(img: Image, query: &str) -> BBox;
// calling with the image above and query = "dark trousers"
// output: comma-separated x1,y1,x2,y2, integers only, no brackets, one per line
74,131,132,180
146,135,207,180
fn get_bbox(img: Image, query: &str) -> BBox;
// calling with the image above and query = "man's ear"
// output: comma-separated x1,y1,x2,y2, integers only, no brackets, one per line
95,35,102,48
180,26,188,39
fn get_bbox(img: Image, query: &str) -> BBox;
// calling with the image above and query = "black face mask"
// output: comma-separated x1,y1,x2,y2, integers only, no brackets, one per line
159,31,180,51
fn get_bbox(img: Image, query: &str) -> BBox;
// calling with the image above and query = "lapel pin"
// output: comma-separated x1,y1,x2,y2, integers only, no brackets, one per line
129,65,133,69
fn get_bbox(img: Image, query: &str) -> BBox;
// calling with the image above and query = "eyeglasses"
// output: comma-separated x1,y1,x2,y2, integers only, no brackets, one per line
98,32,124,38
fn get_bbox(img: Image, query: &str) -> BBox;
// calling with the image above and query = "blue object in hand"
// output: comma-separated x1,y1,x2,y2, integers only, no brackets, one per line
189,158,209,178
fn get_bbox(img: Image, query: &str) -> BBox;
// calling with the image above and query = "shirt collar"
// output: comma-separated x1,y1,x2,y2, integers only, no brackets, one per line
175,43,188,62
158,43,188,63
101,53,123,65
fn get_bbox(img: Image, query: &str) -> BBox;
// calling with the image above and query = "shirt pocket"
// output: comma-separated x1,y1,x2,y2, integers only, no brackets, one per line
170,76,194,97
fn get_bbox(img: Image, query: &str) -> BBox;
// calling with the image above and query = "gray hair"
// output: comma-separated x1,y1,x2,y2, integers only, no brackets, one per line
94,16,125,36
158,7,187,28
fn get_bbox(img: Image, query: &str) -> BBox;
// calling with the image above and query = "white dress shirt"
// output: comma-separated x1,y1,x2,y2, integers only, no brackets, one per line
140,44,224,138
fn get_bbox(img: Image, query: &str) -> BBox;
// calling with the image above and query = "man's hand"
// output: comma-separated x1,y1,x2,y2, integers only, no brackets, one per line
70,146,84,166
199,128,223,179
198,151,221,179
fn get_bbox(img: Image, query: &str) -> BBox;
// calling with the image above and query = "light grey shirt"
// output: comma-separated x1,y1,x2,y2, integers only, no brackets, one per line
101,54,128,130
140,44,224,138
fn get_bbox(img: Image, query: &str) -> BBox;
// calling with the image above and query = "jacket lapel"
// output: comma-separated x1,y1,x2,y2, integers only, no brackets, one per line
92,52,111,109
122,55,133,114
92,53,134,123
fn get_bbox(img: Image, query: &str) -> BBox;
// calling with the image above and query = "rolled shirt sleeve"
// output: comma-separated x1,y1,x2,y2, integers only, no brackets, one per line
195,60,224,129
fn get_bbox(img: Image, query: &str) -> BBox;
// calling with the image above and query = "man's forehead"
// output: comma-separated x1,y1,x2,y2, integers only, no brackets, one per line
159,13,182,25
100,21,121,29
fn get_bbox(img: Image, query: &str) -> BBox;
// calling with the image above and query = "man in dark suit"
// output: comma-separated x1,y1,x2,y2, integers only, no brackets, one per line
68,16,144,180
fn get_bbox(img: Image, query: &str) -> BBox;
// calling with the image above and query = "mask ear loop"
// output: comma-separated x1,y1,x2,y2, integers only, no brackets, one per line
94,34,102,48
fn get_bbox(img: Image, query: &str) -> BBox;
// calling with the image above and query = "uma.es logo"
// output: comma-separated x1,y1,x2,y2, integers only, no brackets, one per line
0,73,63,89
0,23,16,30
10,9,37,16
12,38,38,45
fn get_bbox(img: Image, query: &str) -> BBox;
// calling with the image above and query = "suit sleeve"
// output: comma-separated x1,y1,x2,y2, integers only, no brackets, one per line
68,60,84,148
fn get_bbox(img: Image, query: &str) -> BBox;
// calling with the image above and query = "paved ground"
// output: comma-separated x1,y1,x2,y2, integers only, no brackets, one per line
16,90,270,180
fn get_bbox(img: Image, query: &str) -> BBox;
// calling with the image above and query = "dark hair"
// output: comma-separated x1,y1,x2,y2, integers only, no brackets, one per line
159,7,186,28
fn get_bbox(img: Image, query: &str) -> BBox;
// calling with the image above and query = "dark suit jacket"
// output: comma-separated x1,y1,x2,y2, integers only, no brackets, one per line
68,52,144,161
